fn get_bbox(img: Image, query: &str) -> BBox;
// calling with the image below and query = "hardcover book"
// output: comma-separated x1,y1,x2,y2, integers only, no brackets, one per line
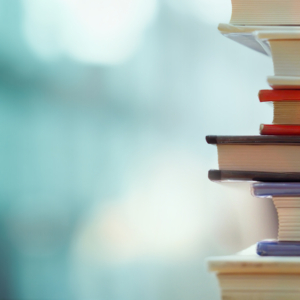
252,182,300,197
208,245,300,300
218,24,300,56
252,183,300,241
255,31,300,89
206,135,300,173
258,90,300,135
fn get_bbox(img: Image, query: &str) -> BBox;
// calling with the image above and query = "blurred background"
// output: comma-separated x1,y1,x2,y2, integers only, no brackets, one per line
0,0,278,299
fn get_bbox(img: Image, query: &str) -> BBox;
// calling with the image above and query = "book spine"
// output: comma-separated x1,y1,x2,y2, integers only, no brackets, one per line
260,124,300,135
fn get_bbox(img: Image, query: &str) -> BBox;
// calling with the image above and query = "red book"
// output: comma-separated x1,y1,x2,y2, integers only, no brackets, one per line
259,90,300,102
260,124,300,135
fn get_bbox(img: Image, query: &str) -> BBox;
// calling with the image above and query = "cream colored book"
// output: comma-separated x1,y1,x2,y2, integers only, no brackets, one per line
230,0,300,26
206,135,300,174
255,31,300,89
218,23,270,55
218,24,300,56
218,27,300,88
208,245,300,300
272,101,300,125
208,245,300,274
252,183,300,242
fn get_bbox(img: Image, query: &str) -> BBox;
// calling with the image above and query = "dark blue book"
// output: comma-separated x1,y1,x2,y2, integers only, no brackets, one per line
257,240,300,256
251,182,300,198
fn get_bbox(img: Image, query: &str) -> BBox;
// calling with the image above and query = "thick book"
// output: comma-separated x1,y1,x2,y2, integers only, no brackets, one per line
257,240,300,256
208,170,300,182
260,125,300,135
206,135,300,174
229,0,300,26
208,245,300,300
208,244,300,273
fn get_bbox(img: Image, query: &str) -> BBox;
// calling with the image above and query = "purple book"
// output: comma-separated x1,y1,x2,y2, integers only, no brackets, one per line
257,240,300,256
251,182,300,198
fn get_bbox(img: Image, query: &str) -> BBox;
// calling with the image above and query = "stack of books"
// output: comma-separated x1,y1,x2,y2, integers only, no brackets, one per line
207,1,300,299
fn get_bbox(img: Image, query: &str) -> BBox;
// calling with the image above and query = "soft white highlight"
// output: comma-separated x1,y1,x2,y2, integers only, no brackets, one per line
22,0,157,64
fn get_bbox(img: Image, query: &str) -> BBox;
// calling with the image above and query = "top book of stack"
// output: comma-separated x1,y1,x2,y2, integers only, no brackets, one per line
231,0,300,25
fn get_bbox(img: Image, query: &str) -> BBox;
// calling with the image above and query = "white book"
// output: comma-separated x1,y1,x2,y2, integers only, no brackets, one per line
219,25,300,88
271,197,300,241
252,184,300,241
218,23,271,55
230,0,300,26
218,23,300,56
256,31,300,89
208,245,300,300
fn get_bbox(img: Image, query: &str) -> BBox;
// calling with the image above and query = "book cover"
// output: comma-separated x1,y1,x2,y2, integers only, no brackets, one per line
206,135,300,145
257,240,300,257
259,90,300,102
260,124,300,135
209,170,300,182
218,24,300,56
252,182,300,197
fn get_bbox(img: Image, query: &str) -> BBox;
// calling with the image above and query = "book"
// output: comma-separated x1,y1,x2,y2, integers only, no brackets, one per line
257,240,300,256
260,125,300,135
252,183,300,241
258,90,300,134
208,244,300,273
255,31,300,89
252,182,300,197
270,197,300,241
208,170,300,182
230,0,300,26
206,135,300,173
268,76,300,90
207,0,300,297
218,24,300,56
259,90,300,125
208,245,300,299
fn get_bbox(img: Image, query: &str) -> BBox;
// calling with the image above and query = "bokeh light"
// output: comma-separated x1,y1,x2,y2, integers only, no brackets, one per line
22,0,158,63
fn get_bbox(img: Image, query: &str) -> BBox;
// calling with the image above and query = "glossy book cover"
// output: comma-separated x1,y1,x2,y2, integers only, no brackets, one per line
257,240,300,256
251,182,300,197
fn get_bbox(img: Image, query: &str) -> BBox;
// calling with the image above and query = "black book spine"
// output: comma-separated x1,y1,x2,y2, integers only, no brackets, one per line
206,136,218,144
208,170,300,182
205,135,300,145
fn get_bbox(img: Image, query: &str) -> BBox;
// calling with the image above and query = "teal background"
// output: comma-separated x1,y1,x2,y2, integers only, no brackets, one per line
0,1,277,299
